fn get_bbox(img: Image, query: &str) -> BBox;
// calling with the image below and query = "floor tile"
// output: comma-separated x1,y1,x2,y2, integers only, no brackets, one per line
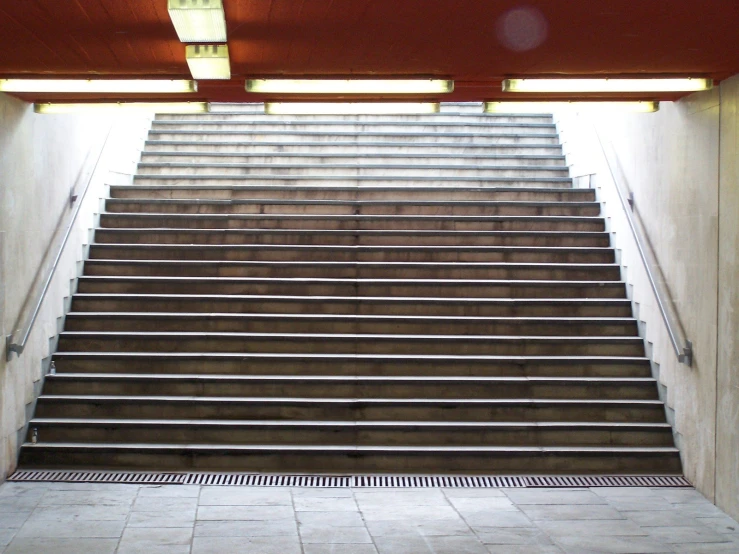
117,527,193,554
14,518,125,539
196,504,294,520
199,487,292,506
551,534,674,553
505,489,607,506
534,519,648,537
646,525,733,544
518,504,626,521
127,510,197,528
366,518,472,537
194,519,298,537
474,527,557,545
463,510,534,528
297,511,366,527
485,546,564,554
303,544,378,554
191,535,302,554
133,496,198,512
299,524,373,544
2,537,118,554
137,485,201,498
294,496,358,512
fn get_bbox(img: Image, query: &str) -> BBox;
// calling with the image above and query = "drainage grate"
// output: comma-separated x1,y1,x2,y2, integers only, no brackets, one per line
8,470,691,488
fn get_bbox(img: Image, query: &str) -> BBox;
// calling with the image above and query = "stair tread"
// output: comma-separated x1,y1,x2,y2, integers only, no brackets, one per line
21,442,680,453
103,211,601,220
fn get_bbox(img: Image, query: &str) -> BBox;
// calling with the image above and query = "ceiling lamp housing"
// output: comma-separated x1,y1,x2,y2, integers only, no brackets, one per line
0,79,197,93
186,44,231,80
265,102,441,115
34,102,210,114
247,79,454,94
502,78,713,93
168,0,227,43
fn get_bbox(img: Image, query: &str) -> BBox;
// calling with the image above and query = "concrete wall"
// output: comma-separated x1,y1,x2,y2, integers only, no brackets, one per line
0,93,151,481
555,75,739,520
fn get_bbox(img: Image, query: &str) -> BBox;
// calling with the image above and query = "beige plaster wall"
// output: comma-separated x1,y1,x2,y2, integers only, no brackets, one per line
557,75,739,520
0,93,151,481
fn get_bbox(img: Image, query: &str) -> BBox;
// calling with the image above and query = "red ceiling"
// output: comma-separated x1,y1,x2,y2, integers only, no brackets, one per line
1,0,738,103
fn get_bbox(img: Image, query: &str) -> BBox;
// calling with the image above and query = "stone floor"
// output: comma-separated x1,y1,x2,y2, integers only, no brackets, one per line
1,481,738,553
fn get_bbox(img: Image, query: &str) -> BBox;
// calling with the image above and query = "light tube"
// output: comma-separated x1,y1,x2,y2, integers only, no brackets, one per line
168,0,227,43
0,79,197,94
502,78,712,93
484,101,660,113
34,102,209,114
247,79,454,94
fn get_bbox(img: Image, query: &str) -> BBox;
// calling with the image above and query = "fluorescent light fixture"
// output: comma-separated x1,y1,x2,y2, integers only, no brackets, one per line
167,0,227,43
502,78,712,93
34,102,209,114
265,102,441,115
246,79,454,94
186,44,231,79
484,101,660,113
0,79,197,94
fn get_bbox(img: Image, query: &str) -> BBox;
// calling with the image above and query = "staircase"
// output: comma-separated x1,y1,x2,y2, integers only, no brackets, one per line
19,103,682,475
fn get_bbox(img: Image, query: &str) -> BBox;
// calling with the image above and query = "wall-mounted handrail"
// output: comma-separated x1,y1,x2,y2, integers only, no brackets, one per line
591,127,693,367
5,124,114,361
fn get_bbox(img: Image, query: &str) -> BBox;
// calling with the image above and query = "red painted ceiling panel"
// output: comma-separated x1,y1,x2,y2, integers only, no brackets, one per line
1,0,737,102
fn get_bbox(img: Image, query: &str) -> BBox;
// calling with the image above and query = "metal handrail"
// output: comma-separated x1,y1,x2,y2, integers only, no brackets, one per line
591,128,693,367
5,125,114,361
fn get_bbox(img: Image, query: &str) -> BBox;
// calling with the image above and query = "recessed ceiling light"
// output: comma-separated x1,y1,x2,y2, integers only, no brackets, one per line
186,44,231,80
34,102,209,114
246,79,454,94
0,79,197,94
168,0,227,43
484,101,660,113
502,78,712,93
265,102,441,115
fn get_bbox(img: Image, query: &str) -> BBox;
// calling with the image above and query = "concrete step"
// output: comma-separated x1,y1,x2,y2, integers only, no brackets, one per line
144,140,563,156
75,276,627,298
92,229,609,248
149,122,558,136
105,198,596,217
33,395,665,422
51,352,654,377
135,162,569,179
18,443,682,474
87,244,614,263
41,374,656,400
27,419,674,447
156,112,554,124
139,152,567,167
82,260,621,280
56,332,645,356
131,175,573,188
146,130,561,145
100,213,606,232
63,313,638,336
70,294,634,318
108,185,594,203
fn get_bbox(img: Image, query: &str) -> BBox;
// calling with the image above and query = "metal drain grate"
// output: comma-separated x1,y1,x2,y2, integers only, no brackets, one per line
8,470,691,488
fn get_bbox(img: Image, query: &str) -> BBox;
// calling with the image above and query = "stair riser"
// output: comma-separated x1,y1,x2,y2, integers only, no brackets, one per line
110,187,593,202
144,143,563,156
147,132,561,145
87,246,614,264
70,298,634,318
64,317,637,337
149,123,557,134
42,379,656,400
83,262,621,281
100,215,606,232
105,201,599,217
18,448,683,474
132,177,573,189
76,280,627,299
56,336,645,356
51,356,654,378
140,154,567,167
136,165,569,179
93,231,610,248
156,113,554,124
28,425,674,447
34,400,665,422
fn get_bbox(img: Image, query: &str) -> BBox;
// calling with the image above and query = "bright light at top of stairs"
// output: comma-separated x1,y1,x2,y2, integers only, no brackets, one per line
168,0,227,43
33,102,209,114
246,79,455,94
186,44,231,80
0,79,198,94
484,101,660,113
502,78,713,93
265,102,441,115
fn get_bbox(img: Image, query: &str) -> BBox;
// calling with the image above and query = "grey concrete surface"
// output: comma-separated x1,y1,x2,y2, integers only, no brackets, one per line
1,482,738,553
